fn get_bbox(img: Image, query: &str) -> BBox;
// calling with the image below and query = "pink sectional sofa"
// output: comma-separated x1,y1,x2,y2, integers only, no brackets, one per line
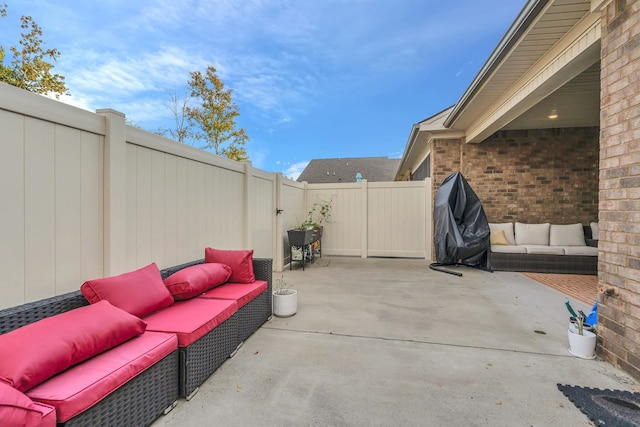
0,249,273,426
0,294,179,427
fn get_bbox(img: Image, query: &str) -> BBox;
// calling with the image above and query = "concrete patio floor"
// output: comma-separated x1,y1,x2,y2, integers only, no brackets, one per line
152,257,638,426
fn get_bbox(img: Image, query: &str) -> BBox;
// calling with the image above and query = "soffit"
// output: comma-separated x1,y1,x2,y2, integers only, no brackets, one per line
448,0,593,132
503,61,600,130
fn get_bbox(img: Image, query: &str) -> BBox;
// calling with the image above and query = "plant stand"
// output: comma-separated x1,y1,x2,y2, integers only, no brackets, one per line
287,229,318,271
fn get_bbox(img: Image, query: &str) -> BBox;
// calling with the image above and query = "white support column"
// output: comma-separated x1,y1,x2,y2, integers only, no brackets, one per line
424,178,433,261
274,173,284,272
361,179,368,259
303,180,309,214
97,109,127,275
243,161,254,250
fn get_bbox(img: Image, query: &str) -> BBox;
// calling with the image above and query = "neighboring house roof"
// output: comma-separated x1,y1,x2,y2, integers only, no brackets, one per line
297,157,400,183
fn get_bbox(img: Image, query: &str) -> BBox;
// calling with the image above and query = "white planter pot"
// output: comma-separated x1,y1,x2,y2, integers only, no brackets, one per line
568,328,597,359
273,290,298,317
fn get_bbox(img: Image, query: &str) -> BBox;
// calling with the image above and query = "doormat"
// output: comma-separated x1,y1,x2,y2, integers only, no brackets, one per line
557,384,640,426
523,273,597,304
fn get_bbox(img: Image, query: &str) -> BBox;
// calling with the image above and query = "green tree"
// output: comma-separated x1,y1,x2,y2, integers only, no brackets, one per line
186,66,249,161
0,4,68,98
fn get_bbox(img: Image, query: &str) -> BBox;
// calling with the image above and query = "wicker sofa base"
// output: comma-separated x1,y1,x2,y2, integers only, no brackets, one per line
489,251,597,275
179,312,239,399
159,257,273,398
236,291,270,343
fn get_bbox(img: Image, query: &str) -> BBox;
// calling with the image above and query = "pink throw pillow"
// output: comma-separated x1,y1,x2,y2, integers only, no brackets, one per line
204,248,255,283
0,381,48,427
164,263,232,300
81,263,174,317
0,301,146,392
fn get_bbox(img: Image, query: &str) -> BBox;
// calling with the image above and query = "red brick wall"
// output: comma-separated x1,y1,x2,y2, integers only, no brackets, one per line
598,0,640,381
431,127,600,225
431,138,461,193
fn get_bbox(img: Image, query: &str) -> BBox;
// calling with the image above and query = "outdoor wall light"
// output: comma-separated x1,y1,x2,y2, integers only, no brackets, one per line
548,109,559,119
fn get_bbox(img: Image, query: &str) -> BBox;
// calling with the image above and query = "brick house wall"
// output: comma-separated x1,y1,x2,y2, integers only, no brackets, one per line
431,127,599,225
598,0,640,381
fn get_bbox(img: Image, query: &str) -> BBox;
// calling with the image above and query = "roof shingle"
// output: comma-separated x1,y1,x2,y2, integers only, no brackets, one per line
297,157,400,183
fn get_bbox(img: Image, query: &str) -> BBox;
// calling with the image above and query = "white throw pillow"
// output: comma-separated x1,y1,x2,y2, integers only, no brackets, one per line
489,222,516,245
550,223,586,246
590,222,599,240
515,222,550,246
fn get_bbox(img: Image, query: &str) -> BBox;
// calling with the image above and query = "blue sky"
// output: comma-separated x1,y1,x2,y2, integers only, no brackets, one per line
1,1,526,179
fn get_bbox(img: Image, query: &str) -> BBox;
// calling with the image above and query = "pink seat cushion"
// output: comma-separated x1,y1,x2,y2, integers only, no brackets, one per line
143,298,237,347
200,281,267,308
164,263,232,300
0,381,55,427
204,248,255,283
27,332,177,423
0,301,147,392
81,263,174,317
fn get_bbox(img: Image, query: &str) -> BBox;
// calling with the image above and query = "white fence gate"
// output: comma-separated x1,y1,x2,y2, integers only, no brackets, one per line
302,180,432,259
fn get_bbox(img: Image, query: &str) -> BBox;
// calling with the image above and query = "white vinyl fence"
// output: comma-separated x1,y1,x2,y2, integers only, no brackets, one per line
0,83,431,309
306,181,432,259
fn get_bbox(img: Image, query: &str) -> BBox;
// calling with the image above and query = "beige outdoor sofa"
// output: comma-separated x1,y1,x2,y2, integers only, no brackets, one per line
487,222,598,275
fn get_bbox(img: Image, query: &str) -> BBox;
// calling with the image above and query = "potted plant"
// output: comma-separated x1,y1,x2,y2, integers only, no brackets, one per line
300,196,333,254
272,275,297,317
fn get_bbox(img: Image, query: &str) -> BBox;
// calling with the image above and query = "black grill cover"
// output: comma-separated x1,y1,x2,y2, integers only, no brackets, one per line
434,172,490,265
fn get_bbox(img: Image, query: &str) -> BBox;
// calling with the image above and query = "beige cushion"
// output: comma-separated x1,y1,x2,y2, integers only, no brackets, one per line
564,246,598,256
490,230,511,246
590,222,599,240
489,223,516,245
525,245,565,255
490,245,527,254
550,223,585,246
515,222,550,246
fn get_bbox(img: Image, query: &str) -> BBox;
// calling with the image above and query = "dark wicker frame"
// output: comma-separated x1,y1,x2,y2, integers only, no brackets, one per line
487,226,598,275
0,291,179,427
159,257,273,397
178,312,238,398
488,251,597,275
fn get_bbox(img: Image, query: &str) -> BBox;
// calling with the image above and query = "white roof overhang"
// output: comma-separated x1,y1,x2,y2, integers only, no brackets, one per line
445,0,603,143
396,0,609,180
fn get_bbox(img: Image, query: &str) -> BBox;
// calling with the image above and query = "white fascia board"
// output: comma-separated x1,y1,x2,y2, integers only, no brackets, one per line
591,0,612,12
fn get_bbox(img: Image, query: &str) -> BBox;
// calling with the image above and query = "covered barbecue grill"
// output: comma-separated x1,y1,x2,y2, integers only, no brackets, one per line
431,172,490,274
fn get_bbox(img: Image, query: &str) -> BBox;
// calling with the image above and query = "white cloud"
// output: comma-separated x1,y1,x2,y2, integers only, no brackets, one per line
282,161,309,180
